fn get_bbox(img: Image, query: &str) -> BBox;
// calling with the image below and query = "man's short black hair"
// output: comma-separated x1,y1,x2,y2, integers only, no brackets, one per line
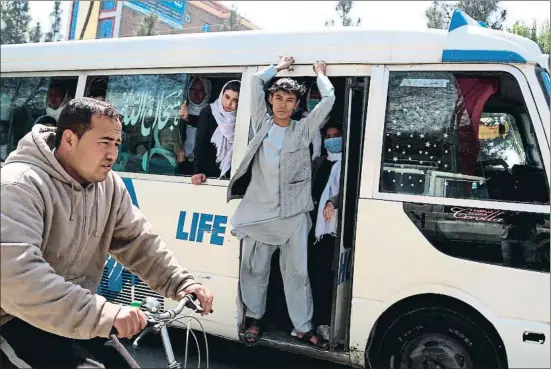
268,78,306,100
54,97,122,149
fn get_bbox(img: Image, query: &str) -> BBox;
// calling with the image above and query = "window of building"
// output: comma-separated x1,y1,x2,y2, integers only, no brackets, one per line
185,13,192,23
380,70,549,205
97,18,115,39
100,1,117,12
201,23,211,32
0,76,79,161
84,73,242,178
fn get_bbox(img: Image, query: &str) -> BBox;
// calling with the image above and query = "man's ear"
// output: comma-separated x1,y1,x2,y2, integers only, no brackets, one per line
294,99,300,110
268,94,273,105
61,130,78,151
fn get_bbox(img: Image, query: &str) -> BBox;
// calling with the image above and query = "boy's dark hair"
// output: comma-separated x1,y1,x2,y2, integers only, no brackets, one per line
34,115,58,126
322,120,343,137
223,81,241,94
268,78,306,100
49,82,68,97
55,97,123,148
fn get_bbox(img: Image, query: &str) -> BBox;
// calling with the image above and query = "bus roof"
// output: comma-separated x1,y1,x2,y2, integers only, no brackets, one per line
0,10,546,73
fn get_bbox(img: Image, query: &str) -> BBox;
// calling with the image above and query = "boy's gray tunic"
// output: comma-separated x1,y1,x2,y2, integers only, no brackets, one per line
227,65,335,333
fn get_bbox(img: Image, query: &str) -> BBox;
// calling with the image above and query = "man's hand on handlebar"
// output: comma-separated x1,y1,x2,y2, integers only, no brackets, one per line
114,306,148,338
178,284,213,317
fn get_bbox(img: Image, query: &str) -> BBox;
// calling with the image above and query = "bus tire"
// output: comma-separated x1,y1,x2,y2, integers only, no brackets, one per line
372,307,502,369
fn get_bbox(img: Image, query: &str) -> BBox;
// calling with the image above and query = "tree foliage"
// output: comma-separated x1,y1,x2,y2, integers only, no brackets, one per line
223,4,243,31
425,0,507,30
137,11,159,36
325,0,361,27
44,1,63,42
29,21,43,43
508,18,550,54
0,1,32,44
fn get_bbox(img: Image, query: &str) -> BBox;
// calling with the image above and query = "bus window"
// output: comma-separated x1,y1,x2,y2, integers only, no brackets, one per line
84,73,242,178
380,70,549,272
380,71,549,205
0,76,78,161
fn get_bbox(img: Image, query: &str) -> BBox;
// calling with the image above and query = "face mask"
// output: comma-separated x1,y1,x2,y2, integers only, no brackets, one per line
307,99,320,112
324,137,342,153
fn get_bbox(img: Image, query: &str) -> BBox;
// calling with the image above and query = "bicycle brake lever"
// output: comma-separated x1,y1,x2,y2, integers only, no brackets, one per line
184,298,214,314
132,327,151,349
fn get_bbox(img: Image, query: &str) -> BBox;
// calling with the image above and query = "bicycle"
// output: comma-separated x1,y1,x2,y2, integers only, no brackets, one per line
127,294,211,369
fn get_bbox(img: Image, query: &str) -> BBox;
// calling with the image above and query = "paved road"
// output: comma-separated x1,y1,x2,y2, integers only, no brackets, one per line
124,328,353,369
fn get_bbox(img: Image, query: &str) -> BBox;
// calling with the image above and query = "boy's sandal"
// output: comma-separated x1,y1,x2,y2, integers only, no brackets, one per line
243,318,261,345
296,330,330,350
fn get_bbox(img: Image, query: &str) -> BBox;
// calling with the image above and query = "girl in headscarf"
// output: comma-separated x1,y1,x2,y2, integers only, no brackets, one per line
308,120,343,341
192,80,241,185
176,77,212,175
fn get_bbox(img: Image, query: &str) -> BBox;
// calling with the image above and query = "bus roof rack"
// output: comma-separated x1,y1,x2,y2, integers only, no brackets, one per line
442,9,547,68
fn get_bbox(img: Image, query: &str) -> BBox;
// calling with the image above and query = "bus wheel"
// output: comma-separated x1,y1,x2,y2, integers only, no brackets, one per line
373,307,501,369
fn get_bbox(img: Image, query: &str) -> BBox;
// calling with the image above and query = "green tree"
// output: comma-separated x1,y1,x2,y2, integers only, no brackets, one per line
137,11,159,36
425,0,507,30
0,1,32,44
223,5,242,31
325,0,361,27
29,21,43,43
44,1,63,42
509,18,550,54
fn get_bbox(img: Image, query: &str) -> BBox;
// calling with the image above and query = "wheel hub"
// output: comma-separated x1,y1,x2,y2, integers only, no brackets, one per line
400,333,473,369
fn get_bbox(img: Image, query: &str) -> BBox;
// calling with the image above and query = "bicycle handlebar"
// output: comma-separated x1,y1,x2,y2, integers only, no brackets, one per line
110,293,212,337
154,294,196,321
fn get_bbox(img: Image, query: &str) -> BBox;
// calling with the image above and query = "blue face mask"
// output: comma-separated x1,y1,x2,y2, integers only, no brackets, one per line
307,99,320,112
324,137,342,153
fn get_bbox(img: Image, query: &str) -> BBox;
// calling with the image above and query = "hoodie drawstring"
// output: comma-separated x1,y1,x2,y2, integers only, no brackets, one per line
93,185,100,237
70,183,75,221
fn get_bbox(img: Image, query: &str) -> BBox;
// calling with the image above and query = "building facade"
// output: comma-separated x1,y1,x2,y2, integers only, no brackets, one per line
65,1,259,41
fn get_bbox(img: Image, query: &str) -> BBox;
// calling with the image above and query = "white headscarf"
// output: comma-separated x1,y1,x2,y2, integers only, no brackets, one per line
45,91,71,121
188,77,212,116
209,80,240,178
315,152,342,242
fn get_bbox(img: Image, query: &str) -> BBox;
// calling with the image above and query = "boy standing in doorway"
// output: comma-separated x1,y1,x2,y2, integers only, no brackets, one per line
227,56,335,350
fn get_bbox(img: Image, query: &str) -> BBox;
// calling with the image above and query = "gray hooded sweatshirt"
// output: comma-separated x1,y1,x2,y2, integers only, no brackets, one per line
0,125,197,339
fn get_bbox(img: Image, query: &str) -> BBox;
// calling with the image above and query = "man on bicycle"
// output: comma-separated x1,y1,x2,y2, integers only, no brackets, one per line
0,97,213,368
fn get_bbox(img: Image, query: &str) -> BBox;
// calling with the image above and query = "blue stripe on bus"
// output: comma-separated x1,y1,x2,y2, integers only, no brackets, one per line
442,50,527,64
122,177,139,208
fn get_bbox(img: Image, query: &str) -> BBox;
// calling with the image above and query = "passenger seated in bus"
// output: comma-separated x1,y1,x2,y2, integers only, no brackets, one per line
308,120,343,341
177,77,212,174
228,56,335,350
89,78,108,101
144,124,184,175
190,80,241,184
45,83,71,121
34,115,57,127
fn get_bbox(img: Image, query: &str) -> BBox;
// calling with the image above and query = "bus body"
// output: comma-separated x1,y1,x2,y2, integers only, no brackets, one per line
1,10,549,369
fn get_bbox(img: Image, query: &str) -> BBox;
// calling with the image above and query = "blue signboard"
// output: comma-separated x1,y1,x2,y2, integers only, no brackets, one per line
124,1,187,29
